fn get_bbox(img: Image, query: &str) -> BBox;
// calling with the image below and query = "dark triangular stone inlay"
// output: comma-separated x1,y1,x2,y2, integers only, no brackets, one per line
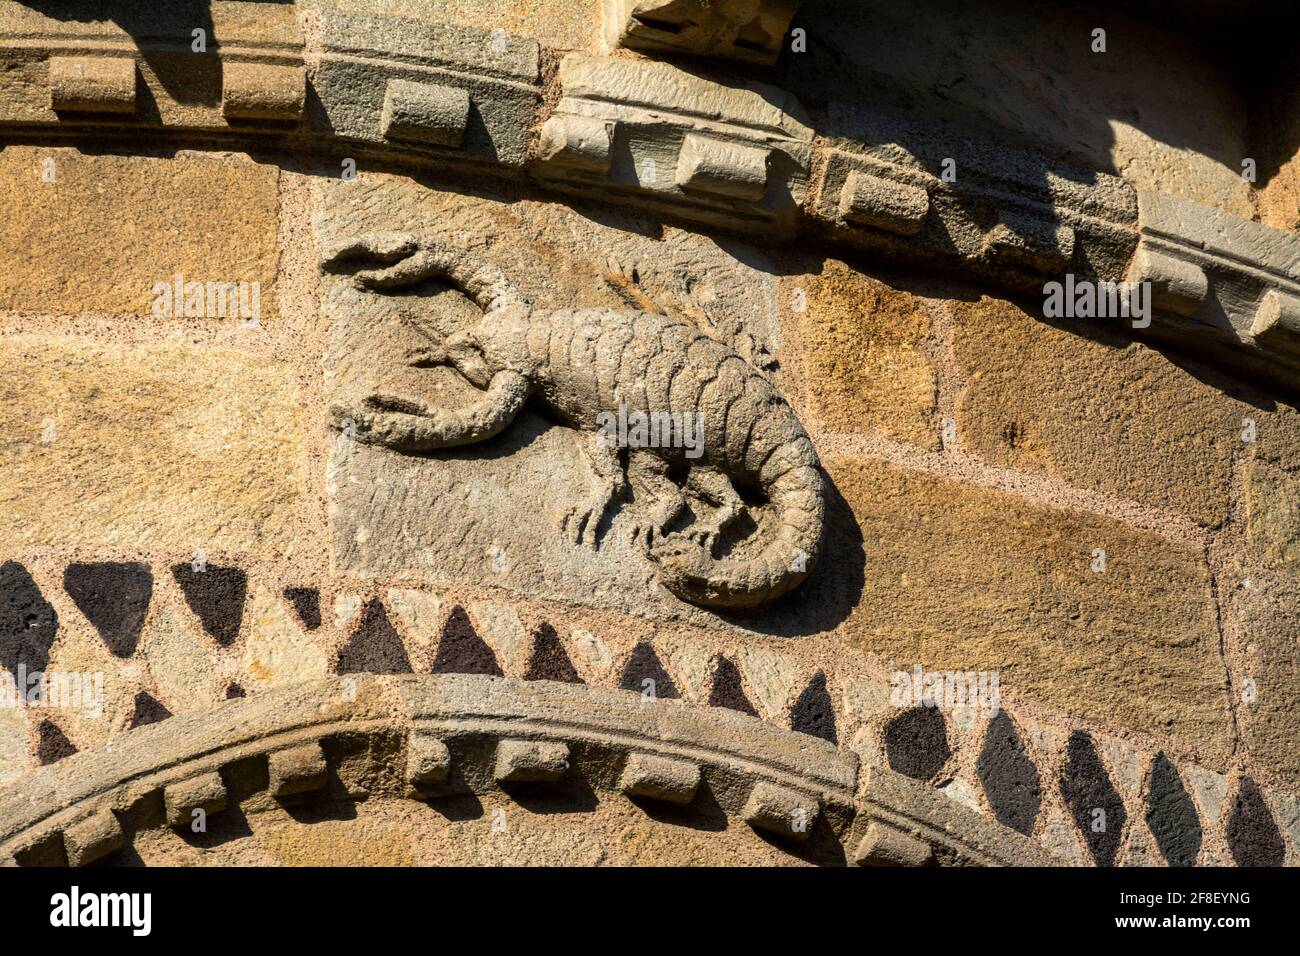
283,587,321,630
976,712,1042,836
336,599,412,675
1059,731,1127,867
790,670,837,744
37,719,76,765
432,605,503,676
171,563,247,647
1226,777,1285,867
884,706,951,781
706,654,757,716
1145,753,1202,867
129,691,172,729
0,560,58,685
63,561,153,658
523,622,583,683
225,682,247,699
617,641,679,699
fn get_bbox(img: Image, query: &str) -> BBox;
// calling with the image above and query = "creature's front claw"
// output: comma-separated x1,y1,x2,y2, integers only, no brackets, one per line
560,503,601,548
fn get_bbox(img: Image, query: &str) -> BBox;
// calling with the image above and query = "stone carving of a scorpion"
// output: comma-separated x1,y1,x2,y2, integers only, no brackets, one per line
322,234,824,610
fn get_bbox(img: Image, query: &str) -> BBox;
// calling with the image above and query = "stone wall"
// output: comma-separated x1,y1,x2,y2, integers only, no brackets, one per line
0,0,1297,867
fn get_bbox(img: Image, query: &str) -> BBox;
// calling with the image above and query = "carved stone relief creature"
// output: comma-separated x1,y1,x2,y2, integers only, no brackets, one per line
321,233,824,610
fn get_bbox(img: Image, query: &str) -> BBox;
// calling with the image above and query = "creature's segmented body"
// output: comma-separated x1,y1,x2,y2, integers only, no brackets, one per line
323,234,824,610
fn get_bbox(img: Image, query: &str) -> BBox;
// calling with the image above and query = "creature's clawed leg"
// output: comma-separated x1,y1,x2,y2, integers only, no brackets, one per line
683,465,746,552
625,451,686,549
560,433,627,547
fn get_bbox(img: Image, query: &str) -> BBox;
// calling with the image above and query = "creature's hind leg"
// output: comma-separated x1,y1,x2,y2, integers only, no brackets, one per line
684,465,746,552
625,451,686,549
559,432,627,548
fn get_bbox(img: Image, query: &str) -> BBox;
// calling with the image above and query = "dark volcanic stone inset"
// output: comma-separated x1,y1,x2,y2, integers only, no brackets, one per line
171,563,247,647
523,622,583,683
432,606,503,676
129,691,172,729
617,641,679,699
336,599,412,674
706,655,757,716
790,670,837,744
976,712,1042,836
1226,777,1285,867
63,561,153,658
225,682,247,699
1145,753,1202,867
283,587,322,630
0,560,58,684
37,719,77,765
883,706,950,781
1059,731,1127,867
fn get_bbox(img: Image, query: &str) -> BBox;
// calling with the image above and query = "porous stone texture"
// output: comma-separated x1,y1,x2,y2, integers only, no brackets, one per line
832,458,1233,763
0,340,303,554
951,296,1298,528
792,261,937,445
0,149,279,318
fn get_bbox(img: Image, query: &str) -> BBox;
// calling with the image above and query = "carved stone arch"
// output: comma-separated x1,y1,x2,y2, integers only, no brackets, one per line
0,676,1047,867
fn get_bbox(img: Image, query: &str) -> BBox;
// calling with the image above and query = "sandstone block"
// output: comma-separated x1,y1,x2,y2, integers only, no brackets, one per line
831,457,1232,762
406,733,452,792
742,781,819,840
63,810,122,867
380,79,470,147
0,148,279,319
48,55,136,113
494,739,570,783
854,821,935,866
269,743,328,798
164,771,229,828
618,752,700,805
0,338,303,554
222,61,305,121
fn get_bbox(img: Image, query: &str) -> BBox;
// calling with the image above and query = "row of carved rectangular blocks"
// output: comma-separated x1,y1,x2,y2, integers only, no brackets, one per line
44,55,304,122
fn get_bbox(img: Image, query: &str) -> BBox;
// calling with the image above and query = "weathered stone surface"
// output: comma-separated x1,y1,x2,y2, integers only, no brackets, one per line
222,62,305,121
172,564,248,648
952,296,1267,527
63,810,123,866
269,743,329,798
854,821,934,866
605,0,800,65
1246,463,1300,573
432,606,503,677
405,733,452,792
129,691,173,729
831,458,1232,761
794,260,936,445
494,739,570,783
314,9,538,166
141,602,224,714
1222,565,1300,785
48,55,136,113
0,339,303,553
707,655,757,716
283,588,322,631
618,751,700,805
539,55,811,231
743,781,818,841
164,771,228,829
36,719,75,766
0,149,279,318
242,589,330,688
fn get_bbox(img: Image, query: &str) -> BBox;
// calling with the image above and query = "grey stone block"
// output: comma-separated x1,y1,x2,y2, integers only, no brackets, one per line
381,79,470,147
494,739,570,783
618,752,700,805
269,742,328,798
63,810,123,867
164,771,228,829
742,780,820,841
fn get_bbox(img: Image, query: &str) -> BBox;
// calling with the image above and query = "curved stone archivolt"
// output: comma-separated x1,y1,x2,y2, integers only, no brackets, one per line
0,675,1049,867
